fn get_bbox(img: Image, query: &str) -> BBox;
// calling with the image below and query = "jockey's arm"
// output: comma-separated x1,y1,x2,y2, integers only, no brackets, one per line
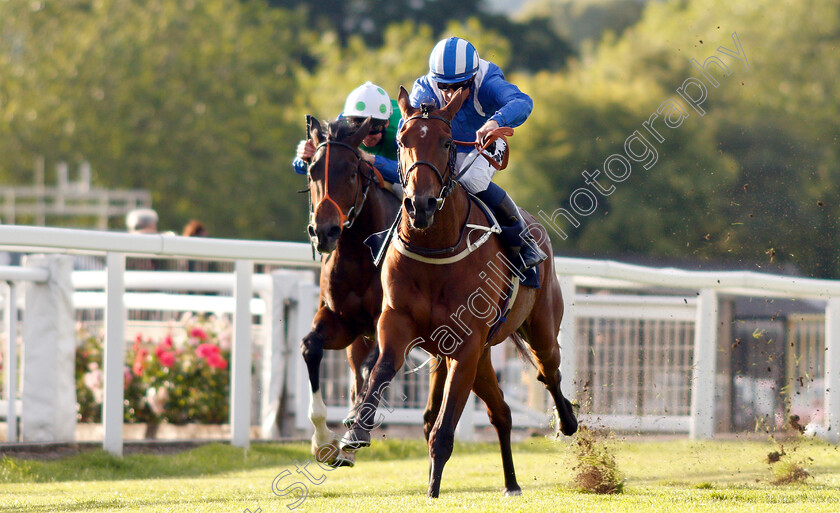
479,74,533,129
360,150,399,184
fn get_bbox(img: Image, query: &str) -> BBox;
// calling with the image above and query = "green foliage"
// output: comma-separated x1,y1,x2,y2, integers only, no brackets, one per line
75,314,233,425
521,0,647,53
1,0,838,277
0,0,311,240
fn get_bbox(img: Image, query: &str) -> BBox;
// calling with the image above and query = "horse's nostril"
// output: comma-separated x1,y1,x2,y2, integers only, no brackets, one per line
327,225,341,238
307,225,316,237
426,197,438,211
403,197,415,213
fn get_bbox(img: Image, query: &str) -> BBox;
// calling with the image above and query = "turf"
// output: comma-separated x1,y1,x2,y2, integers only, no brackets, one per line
1,436,839,512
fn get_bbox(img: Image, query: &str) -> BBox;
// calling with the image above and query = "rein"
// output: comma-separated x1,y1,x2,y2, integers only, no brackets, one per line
397,105,513,212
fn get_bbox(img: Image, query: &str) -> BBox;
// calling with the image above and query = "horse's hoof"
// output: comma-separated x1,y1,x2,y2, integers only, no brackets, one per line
504,487,522,497
339,428,371,452
313,439,340,464
557,400,579,436
329,450,356,468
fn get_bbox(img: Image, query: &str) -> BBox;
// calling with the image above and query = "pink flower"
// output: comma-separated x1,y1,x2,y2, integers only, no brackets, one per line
83,369,102,392
218,331,232,351
124,366,133,387
190,327,208,340
133,348,148,376
158,350,176,368
162,335,173,348
196,343,220,359
206,353,227,370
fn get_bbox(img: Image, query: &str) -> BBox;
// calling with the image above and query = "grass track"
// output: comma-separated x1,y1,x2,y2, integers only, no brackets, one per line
2,436,839,512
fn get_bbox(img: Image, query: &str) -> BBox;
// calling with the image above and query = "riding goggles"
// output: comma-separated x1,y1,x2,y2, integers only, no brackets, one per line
346,117,387,135
437,77,474,91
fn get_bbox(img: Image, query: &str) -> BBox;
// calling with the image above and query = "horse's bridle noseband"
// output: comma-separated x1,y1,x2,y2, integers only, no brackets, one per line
397,104,459,211
307,139,375,236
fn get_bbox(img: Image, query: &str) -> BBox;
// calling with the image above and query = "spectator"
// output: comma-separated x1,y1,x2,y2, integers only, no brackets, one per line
182,220,208,238
181,220,212,273
125,208,161,270
126,208,159,234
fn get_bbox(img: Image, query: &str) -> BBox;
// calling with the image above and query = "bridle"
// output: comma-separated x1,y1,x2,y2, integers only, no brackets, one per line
306,139,376,238
397,104,512,212
397,104,459,211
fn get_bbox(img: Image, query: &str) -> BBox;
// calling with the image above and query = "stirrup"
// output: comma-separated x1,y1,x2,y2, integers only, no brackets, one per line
518,233,547,270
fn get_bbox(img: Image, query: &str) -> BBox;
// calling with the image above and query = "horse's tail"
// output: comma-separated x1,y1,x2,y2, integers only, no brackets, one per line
509,330,537,370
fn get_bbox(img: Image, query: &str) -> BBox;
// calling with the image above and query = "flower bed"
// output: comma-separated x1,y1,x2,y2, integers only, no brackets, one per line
76,313,232,425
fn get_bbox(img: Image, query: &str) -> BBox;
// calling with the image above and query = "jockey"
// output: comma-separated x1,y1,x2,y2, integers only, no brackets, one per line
294,82,401,186
408,37,547,271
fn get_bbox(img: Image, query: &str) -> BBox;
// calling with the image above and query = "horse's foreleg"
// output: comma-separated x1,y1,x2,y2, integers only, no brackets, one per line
344,337,378,428
303,308,356,466
423,360,448,443
340,310,412,452
424,359,448,483
472,347,521,496
428,345,481,498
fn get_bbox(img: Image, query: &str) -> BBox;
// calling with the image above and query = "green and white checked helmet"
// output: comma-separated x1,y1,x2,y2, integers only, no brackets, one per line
343,82,392,121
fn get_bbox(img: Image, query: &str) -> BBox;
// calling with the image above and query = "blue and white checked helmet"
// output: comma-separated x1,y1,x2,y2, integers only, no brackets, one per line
428,37,479,83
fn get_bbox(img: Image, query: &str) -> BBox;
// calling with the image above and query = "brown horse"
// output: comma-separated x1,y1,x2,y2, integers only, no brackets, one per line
301,116,400,467
341,87,577,497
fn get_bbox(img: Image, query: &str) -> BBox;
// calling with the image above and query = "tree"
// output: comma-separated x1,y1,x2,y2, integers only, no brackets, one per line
0,0,313,241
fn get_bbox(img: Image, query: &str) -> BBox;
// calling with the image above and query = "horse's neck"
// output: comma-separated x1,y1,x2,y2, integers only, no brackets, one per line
399,187,470,250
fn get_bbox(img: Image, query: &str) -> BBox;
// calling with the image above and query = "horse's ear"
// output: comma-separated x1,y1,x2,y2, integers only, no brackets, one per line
397,86,415,118
441,87,469,120
345,116,371,148
308,116,325,144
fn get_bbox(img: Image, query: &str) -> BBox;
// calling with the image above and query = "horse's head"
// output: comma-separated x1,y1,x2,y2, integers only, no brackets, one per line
306,116,373,253
396,86,469,229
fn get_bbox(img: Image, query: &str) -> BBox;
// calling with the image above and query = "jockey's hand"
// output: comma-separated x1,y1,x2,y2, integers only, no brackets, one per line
296,139,316,161
360,150,375,165
476,119,500,144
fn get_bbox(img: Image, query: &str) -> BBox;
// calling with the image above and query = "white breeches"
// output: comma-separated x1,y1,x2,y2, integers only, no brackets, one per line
455,139,506,194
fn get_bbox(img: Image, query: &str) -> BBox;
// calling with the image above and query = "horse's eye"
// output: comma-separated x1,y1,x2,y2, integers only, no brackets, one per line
444,140,452,149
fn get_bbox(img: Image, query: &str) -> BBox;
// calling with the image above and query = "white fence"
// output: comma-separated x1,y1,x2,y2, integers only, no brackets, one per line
1,225,839,456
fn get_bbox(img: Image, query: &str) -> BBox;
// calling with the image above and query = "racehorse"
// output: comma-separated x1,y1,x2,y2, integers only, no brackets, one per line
301,115,401,467
341,87,578,497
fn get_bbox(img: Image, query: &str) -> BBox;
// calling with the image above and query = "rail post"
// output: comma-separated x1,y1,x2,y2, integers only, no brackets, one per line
690,289,718,439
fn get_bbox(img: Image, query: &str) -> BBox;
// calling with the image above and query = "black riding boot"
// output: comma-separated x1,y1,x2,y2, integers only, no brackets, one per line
495,193,548,270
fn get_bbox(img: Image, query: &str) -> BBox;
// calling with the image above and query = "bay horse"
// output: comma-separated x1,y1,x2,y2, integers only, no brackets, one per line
301,115,400,467
341,87,578,497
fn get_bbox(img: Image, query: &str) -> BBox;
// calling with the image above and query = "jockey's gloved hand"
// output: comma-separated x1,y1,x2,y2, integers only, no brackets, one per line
482,139,507,166
297,139,316,161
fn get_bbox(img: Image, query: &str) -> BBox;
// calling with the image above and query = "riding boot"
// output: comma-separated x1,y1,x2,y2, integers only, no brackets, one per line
494,193,548,270
477,184,547,271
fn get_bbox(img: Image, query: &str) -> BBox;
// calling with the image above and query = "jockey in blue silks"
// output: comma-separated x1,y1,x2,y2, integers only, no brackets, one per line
408,37,547,271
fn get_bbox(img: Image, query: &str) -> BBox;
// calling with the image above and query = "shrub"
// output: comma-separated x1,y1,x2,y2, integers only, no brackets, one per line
75,313,232,424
